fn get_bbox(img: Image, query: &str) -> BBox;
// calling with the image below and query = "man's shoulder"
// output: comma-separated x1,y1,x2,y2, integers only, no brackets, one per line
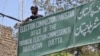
30,15,43,18
37,15,43,17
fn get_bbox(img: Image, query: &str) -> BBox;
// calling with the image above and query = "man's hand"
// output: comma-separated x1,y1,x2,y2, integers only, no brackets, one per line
14,21,24,29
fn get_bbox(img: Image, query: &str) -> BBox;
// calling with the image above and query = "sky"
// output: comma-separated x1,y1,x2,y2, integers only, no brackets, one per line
0,0,33,28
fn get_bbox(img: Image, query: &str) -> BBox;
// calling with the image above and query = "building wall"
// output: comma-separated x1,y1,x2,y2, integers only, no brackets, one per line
0,25,17,56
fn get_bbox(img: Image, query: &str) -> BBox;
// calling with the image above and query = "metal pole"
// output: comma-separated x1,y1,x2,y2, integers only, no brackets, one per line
0,13,21,22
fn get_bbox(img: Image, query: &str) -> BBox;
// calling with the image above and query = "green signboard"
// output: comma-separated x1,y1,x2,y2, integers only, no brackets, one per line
74,0,100,47
18,8,75,56
18,0,100,56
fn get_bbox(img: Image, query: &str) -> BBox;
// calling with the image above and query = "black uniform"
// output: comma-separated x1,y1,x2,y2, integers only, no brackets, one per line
25,15,43,22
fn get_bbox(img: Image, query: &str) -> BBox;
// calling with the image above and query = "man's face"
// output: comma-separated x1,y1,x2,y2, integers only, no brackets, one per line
31,8,37,15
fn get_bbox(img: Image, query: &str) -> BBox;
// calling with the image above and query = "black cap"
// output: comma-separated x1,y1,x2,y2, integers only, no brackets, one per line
30,6,38,10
